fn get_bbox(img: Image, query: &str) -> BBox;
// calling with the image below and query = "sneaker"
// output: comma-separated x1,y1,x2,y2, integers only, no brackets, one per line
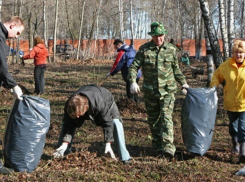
0,165,14,174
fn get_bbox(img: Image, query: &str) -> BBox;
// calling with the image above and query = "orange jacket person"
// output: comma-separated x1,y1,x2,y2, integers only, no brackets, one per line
23,37,49,94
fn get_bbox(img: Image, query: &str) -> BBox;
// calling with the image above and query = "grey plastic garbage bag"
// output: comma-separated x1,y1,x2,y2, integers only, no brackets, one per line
3,95,50,172
181,87,218,156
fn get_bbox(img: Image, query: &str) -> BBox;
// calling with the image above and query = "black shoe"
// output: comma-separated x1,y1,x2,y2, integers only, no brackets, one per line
163,151,174,160
122,159,132,164
0,165,14,174
239,142,245,163
155,150,174,159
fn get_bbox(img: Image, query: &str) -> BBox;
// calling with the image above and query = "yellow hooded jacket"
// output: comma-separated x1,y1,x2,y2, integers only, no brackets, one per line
210,57,245,112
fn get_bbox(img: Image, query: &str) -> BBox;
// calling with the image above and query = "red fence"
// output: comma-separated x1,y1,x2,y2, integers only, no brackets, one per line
8,38,237,58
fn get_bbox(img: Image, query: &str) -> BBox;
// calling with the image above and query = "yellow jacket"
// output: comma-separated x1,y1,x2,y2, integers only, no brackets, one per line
210,57,245,112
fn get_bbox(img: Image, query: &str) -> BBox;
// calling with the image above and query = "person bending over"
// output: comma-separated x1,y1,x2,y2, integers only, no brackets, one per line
53,84,131,164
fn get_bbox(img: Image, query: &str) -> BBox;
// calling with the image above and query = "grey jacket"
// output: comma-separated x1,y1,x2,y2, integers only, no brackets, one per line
62,84,121,143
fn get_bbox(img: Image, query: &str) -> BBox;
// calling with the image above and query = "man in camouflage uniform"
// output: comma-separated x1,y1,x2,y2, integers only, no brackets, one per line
128,22,189,158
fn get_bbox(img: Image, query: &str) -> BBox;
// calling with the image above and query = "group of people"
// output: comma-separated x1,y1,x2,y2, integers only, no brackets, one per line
1,16,245,174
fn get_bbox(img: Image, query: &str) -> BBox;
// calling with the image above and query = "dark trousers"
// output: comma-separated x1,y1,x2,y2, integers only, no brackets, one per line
34,64,46,94
227,111,245,143
126,78,139,102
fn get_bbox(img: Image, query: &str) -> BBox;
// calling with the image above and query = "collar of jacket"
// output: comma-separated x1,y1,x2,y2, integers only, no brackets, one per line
117,44,129,52
149,40,167,50
0,23,8,40
230,57,245,68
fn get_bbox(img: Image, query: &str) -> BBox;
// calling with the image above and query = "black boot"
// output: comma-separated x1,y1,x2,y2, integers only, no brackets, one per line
232,137,239,154
239,142,245,163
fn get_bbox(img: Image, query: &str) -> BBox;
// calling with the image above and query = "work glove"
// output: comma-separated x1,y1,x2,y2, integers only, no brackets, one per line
53,142,68,158
104,142,116,160
12,85,23,100
106,72,111,77
130,83,140,94
181,83,189,95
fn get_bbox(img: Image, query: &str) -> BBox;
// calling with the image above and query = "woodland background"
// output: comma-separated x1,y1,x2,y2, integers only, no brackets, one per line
0,0,245,64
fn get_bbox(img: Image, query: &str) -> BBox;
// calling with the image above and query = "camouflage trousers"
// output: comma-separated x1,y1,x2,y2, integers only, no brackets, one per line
144,93,176,156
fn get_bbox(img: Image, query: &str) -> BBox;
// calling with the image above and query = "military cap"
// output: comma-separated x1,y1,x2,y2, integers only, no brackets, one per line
148,22,167,36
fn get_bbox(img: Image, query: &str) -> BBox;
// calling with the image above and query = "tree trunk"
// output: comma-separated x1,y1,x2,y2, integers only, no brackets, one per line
196,16,203,60
65,0,74,42
43,0,47,47
0,0,2,21
227,0,235,57
76,0,86,60
93,0,102,57
194,8,202,60
130,0,134,46
119,0,124,40
28,10,33,49
219,0,229,60
16,0,23,64
199,0,223,68
204,29,214,87
206,55,214,87
53,0,59,62
241,0,245,38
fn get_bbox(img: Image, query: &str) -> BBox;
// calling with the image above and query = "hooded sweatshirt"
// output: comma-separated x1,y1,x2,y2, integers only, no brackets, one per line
23,43,48,66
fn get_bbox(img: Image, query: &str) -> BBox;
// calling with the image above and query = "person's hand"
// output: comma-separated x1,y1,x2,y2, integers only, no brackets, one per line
104,142,116,160
181,83,189,95
212,86,217,91
53,142,68,158
130,83,140,94
106,72,111,77
12,85,23,100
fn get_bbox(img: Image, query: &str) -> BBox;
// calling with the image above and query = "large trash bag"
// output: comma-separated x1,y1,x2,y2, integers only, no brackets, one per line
181,87,218,156
3,95,50,172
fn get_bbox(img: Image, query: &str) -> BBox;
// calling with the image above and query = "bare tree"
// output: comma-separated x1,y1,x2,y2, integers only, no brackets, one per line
219,0,229,60
76,0,86,60
15,0,23,64
227,0,235,57
65,0,74,42
129,0,134,46
0,0,2,21
199,0,223,68
53,0,59,62
204,28,214,87
240,0,245,38
118,0,124,40
43,0,47,47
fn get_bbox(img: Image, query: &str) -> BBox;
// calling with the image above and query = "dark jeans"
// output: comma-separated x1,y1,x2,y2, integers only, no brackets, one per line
227,111,245,143
126,78,139,103
34,64,46,94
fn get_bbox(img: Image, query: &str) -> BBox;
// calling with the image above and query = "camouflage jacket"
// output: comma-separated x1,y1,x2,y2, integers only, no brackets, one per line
128,40,187,97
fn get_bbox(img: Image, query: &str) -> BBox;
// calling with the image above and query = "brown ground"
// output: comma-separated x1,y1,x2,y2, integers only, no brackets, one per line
0,58,244,181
